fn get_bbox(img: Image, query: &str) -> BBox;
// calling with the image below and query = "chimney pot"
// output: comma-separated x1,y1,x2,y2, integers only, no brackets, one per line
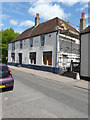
82,12,85,19
36,13,39,17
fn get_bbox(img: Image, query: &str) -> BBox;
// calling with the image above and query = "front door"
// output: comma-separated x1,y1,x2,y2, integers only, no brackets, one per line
19,53,22,65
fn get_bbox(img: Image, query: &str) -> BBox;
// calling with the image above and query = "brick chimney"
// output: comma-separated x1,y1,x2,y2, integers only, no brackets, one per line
80,12,86,32
35,13,40,26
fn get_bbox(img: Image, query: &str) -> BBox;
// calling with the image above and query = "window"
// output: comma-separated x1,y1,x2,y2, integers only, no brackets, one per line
0,66,10,78
20,40,22,49
40,35,45,46
29,52,36,64
11,53,15,62
29,38,33,47
12,43,15,51
43,51,52,65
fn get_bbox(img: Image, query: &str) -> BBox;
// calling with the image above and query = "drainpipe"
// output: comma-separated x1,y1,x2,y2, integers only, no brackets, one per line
55,26,58,73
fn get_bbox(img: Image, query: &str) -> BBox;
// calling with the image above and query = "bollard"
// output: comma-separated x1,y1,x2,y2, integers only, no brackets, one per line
76,73,80,80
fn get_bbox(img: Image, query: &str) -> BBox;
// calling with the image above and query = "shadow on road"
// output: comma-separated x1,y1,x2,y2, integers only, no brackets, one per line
0,87,14,93
60,71,76,79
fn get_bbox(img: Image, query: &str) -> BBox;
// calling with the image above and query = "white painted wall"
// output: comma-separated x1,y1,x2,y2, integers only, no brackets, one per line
88,33,90,77
81,33,89,77
8,32,57,67
8,32,80,70
8,43,12,62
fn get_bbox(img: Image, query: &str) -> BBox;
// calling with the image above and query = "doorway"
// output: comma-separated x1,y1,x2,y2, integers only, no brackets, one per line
29,52,36,64
19,53,22,65
63,55,68,70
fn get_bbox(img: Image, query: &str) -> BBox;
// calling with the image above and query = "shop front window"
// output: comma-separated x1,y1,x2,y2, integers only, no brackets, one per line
43,51,52,65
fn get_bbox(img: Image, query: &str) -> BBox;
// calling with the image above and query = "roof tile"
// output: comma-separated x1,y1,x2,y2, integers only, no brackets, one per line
10,17,79,43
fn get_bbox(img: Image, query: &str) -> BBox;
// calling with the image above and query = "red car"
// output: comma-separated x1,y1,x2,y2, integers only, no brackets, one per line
0,64,14,91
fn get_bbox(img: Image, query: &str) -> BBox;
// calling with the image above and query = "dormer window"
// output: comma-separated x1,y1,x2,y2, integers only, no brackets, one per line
20,40,22,49
29,38,33,47
40,35,45,46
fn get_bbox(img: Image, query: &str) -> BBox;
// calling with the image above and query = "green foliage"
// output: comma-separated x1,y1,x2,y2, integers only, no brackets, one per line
0,28,19,64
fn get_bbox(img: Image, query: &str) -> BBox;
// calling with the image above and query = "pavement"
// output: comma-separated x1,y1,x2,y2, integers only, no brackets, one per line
8,65,89,90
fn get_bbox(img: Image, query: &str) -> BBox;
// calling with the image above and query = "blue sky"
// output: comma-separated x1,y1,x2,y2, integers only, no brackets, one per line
0,1,89,33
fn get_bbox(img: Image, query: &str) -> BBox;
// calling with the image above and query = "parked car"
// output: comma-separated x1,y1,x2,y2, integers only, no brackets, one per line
0,64,14,91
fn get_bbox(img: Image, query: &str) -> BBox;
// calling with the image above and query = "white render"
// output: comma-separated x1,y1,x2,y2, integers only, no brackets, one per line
8,31,80,70
8,32,57,67
81,33,90,77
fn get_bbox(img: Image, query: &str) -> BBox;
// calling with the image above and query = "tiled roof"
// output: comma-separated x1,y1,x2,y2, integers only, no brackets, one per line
10,17,79,43
80,25,90,34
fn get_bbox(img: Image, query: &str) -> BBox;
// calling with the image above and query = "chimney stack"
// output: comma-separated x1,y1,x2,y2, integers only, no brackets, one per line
35,13,40,26
80,12,86,32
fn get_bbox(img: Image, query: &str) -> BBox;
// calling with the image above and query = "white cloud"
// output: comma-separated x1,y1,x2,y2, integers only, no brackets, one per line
19,20,34,27
2,0,30,2
10,20,18,25
29,0,89,6
14,29,24,34
55,0,89,6
28,1,71,20
0,14,10,20
0,24,4,26
1,0,89,5
77,3,88,11
85,13,90,19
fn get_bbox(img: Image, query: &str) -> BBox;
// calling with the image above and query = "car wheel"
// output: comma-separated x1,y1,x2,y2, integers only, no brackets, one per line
9,86,14,90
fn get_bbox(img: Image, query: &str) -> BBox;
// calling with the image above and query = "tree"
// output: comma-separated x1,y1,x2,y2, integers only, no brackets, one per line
0,28,19,64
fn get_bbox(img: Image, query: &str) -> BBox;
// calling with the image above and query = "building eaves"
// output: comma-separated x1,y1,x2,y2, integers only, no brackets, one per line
80,25,90,35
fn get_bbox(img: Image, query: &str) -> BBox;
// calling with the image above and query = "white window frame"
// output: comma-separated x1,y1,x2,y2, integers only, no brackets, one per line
29,38,33,47
40,35,45,46
11,53,15,62
12,43,15,51
20,40,22,49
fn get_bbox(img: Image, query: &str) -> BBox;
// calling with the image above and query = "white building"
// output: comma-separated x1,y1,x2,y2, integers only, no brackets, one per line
8,13,80,73
80,25,90,80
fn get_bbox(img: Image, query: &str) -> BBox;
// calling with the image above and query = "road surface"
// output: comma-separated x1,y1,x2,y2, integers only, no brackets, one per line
2,69,88,118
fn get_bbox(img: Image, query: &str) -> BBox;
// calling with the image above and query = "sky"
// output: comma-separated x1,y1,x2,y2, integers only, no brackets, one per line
0,0,89,33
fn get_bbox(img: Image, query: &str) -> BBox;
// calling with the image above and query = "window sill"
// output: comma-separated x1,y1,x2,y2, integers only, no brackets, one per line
42,64,52,67
29,63,36,65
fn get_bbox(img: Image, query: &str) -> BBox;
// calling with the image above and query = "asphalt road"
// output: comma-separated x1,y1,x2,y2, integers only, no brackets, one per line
2,69,88,118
